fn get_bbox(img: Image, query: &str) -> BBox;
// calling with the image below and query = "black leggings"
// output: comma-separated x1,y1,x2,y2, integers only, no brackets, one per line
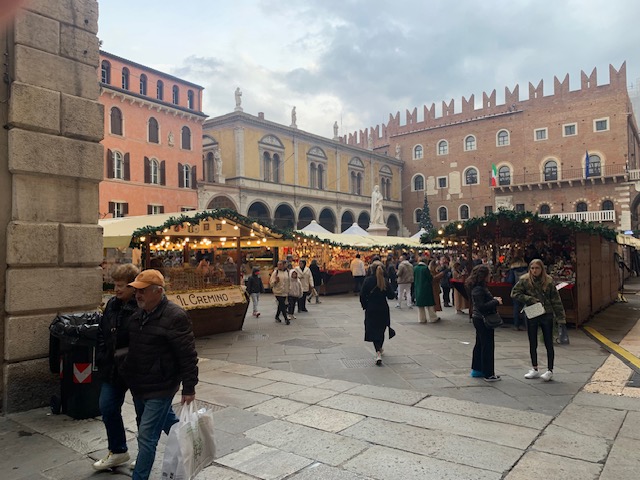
527,313,554,370
275,296,288,320
373,339,384,352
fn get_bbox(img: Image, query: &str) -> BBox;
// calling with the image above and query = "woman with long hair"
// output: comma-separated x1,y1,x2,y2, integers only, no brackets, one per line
465,264,502,382
429,259,444,311
511,258,566,382
360,260,395,365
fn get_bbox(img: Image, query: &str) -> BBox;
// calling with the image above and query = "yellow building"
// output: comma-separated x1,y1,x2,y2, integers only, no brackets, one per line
200,111,405,235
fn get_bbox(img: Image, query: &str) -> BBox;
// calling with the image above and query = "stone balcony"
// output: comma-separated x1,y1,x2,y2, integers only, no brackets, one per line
538,210,616,223
493,163,627,191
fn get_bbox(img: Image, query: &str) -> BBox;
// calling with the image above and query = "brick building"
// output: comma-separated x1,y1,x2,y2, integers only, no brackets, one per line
345,63,640,235
200,109,405,234
99,51,207,218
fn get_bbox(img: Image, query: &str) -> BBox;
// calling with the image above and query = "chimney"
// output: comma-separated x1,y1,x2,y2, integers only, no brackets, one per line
258,112,264,120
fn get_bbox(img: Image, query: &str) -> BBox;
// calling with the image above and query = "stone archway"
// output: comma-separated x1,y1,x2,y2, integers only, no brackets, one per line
387,214,400,236
247,201,271,224
340,211,354,232
274,204,295,230
357,212,370,230
319,208,336,233
297,206,315,229
206,195,237,211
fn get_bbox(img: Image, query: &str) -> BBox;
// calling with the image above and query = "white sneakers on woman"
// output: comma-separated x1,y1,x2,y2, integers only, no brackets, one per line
524,369,553,381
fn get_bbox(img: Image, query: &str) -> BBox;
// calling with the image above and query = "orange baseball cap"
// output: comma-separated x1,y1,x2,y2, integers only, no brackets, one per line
128,269,165,289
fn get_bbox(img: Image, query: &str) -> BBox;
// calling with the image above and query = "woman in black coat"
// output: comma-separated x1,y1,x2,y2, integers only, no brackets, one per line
360,260,396,365
465,264,503,382
308,259,323,304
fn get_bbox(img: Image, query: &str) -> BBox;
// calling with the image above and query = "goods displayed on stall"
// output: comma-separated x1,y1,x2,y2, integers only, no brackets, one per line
430,209,618,325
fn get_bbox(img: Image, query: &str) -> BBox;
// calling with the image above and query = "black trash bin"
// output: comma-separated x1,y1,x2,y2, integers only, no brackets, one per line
49,313,103,419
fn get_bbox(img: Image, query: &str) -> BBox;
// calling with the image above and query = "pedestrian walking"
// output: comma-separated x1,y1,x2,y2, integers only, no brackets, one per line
246,266,265,317
308,259,322,303
351,254,366,295
511,258,566,382
466,265,502,382
288,269,303,322
93,264,139,471
385,254,398,300
439,256,453,307
413,256,440,323
395,254,413,309
270,260,290,324
293,259,313,312
123,269,198,480
360,260,396,365
429,259,445,312
451,260,468,314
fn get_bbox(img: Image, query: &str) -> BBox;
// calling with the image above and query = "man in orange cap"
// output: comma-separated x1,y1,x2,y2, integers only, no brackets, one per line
123,269,198,480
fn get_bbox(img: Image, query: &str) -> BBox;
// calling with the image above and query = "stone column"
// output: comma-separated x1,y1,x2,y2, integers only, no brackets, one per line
0,0,103,412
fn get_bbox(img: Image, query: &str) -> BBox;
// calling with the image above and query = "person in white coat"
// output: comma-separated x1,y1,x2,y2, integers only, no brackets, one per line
293,259,314,313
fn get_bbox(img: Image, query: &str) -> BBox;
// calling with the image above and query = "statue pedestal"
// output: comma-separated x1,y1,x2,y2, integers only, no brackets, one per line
367,224,389,236
216,174,226,184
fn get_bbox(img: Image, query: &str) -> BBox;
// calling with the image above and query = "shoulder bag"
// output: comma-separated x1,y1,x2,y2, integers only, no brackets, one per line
523,302,545,319
482,312,503,329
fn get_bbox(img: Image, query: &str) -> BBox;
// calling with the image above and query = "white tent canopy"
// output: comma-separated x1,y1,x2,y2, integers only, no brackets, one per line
411,228,426,240
300,220,331,234
342,223,370,236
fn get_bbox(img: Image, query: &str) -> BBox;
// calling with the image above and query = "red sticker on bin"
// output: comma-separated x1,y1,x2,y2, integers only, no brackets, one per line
73,363,92,384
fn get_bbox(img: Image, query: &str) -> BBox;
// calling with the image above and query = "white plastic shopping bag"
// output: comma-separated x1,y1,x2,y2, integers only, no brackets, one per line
161,402,216,480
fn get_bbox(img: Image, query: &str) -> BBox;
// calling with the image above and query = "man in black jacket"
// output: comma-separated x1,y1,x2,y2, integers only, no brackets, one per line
125,269,199,480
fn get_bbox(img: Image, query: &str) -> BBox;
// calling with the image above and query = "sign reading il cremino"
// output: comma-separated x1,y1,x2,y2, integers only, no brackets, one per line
167,287,247,310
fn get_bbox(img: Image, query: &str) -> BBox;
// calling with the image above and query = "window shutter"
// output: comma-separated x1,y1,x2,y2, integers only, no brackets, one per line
108,201,115,216
147,205,153,215
178,163,184,188
123,203,129,216
159,206,165,214
144,156,150,183
107,149,114,178
160,160,166,185
123,153,130,180
191,166,197,189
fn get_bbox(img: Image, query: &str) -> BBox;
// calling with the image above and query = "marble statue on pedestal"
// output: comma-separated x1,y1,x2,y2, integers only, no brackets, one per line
371,185,384,225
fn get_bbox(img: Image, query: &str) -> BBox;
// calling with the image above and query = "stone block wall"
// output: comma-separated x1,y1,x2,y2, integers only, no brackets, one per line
0,0,103,413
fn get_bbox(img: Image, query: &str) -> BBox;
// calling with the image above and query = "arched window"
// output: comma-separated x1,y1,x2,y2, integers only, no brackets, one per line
413,174,424,191
415,209,422,224
183,164,192,189
576,201,588,212
139,74,147,95
498,166,511,186
156,80,164,100
317,164,324,190
539,204,551,214
587,154,601,177
349,158,364,195
602,200,614,211
150,159,160,184
181,126,191,150
263,152,272,182
544,160,558,181
101,60,111,84
309,163,317,188
437,140,448,155
464,135,476,151
413,145,423,160
205,152,215,182
459,204,470,220
438,206,448,222
172,85,179,105
110,107,123,135
113,151,124,179
272,153,281,183
464,167,478,185
148,117,159,143
187,90,194,109
497,130,510,146
121,67,129,90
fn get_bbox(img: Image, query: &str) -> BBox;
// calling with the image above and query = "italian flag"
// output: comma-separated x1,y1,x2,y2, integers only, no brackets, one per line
490,164,498,186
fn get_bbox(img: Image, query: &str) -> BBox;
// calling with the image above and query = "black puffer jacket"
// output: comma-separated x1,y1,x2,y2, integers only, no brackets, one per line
96,296,138,385
124,297,198,399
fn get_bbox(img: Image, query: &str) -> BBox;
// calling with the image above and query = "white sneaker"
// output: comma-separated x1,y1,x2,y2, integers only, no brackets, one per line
93,451,130,470
375,352,382,365
540,370,553,382
524,369,541,379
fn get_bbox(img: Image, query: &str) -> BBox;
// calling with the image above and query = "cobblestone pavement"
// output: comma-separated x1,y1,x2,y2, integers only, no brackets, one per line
3,280,640,479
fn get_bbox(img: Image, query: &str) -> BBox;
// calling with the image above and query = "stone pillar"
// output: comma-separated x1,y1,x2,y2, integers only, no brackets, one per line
0,0,103,413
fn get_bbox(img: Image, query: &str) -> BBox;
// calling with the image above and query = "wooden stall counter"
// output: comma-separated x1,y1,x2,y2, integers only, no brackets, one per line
319,269,353,295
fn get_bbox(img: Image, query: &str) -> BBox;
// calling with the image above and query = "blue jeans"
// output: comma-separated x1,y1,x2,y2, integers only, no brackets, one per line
250,292,260,313
512,299,524,328
132,396,179,480
99,381,128,454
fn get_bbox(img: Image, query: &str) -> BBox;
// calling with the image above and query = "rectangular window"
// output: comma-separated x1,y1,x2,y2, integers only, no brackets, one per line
563,123,577,137
109,201,128,218
484,206,493,215
147,205,164,215
437,176,447,189
534,128,547,141
515,203,525,212
594,117,609,132
181,207,196,212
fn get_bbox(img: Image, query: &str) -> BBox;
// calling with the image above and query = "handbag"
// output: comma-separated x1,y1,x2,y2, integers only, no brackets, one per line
161,402,216,480
523,302,545,319
482,312,503,329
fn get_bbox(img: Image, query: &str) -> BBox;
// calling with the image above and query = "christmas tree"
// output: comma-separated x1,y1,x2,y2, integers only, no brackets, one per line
419,194,434,241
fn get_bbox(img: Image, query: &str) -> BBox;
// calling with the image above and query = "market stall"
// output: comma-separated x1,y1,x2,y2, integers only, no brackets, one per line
434,210,619,326
100,209,294,335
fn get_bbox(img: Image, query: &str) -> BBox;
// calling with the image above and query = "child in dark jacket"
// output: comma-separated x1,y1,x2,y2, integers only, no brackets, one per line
246,267,265,317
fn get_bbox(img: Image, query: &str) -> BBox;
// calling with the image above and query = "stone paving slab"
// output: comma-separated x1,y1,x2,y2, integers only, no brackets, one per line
286,386,341,404
346,383,428,405
343,445,502,480
246,397,309,418
287,463,374,479
341,417,522,473
196,383,273,409
212,406,273,435
199,370,276,390
252,381,308,396
254,369,328,386
199,464,257,479
504,450,602,480
216,443,313,480
532,424,611,462
245,419,369,466
552,403,626,440
618,410,640,440
284,405,364,432
598,436,640,480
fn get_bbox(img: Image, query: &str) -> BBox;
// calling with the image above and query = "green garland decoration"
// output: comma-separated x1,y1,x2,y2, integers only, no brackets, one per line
426,209,617,244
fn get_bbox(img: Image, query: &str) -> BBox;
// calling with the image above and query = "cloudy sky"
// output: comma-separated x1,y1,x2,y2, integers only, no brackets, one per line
98,0,640,139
